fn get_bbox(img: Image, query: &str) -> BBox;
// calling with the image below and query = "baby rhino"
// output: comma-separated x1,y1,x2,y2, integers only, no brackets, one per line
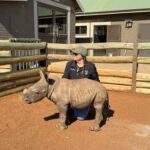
22,70,109,131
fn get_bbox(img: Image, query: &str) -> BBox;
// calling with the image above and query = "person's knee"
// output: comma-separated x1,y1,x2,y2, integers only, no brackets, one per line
74,106,90,120
76,116,86,121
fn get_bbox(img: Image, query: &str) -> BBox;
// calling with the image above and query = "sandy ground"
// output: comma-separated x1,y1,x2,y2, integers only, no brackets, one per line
0,91,150,150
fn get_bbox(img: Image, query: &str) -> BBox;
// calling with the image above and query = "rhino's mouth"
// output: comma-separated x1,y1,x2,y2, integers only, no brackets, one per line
24,98,32,104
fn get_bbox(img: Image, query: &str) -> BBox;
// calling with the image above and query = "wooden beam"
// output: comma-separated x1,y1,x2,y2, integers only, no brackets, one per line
49,73,62,78
97,69,132,78
136,81,150,88
48,73,132,91
87,56,133,63
0,42,46,50
48,72,131,85
48,65,132,78
0,51,10,56
0,83,33,98
0,67,46,82
136,88,150,94
137,73,150,81
138,57,150,64
48,65,65,73
47,42,134,50
0,40,9,42
102,84,131,91
48,54,133,63
0,64,11,73
0,55,46,65
100,76,132,85
0,76,40,91
138,43,150,50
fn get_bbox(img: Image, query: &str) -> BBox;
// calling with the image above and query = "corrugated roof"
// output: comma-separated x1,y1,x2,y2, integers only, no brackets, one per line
77,0,150,13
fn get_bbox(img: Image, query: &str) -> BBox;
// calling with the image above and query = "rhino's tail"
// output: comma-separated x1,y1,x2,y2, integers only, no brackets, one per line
102,92,110,121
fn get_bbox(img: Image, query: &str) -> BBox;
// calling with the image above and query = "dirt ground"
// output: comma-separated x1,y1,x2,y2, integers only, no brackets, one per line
0,91,150,150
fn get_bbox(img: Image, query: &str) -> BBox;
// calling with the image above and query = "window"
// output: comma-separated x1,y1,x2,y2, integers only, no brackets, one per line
94,25,107,43
138,23,150,57
107,25,121,42
138,23,150,42
76,26,87,34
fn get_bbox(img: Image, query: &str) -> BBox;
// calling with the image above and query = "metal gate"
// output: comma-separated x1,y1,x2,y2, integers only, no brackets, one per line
10,38,41,71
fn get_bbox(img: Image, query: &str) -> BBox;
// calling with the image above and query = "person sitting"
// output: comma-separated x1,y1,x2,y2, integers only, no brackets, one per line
62,46,100,120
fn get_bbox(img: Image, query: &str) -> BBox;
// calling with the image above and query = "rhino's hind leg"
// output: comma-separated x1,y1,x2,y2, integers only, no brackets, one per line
89,101,104,132
56,102,68,130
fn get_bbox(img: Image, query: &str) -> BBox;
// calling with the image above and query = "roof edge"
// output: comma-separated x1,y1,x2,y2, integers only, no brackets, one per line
76,8,150,17
76,0,85,12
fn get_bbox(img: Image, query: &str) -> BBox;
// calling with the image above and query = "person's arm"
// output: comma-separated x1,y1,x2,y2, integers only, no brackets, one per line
91,64,100,82
62,62,71,79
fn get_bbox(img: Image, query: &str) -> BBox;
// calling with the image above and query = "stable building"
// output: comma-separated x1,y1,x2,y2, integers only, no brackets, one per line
0,0,80,43
0,0,81,72
76,0,150,56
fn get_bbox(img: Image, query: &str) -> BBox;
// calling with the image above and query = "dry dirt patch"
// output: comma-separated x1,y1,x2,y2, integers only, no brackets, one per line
0,91,150,150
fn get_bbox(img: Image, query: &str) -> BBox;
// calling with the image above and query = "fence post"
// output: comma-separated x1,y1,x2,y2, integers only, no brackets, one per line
132,43,139,92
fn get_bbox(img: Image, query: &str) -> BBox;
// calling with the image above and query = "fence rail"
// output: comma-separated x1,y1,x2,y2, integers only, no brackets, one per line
0,41,150,97
0,42,46,50
47,42,150,94
47,43,134,50
47,54,133,63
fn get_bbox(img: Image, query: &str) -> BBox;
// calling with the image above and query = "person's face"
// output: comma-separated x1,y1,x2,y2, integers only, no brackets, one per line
72,53,83,61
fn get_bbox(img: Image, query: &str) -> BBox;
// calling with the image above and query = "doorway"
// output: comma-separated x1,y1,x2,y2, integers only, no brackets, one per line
37,3,67,44
37,2,68,54
93,25,107,56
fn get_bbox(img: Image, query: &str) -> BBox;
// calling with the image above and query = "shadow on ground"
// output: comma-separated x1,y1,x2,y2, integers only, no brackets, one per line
43,106,114,127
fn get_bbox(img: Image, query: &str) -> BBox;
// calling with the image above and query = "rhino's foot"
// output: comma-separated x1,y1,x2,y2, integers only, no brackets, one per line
89,125,100,132
56,123,68,130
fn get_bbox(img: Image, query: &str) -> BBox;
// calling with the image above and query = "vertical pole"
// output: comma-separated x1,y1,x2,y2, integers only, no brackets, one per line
67,10,71,44
52,10,56,44
67,10,71,55
52,10,57,55
34,0,38,39
132,43,139,92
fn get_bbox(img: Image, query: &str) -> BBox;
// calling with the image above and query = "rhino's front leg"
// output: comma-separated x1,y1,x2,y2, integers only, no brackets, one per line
89,103,103,132
56,102,68,130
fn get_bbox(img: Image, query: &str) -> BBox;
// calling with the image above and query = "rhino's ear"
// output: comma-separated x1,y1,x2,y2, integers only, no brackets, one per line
23,88,28,95
39,69,45,79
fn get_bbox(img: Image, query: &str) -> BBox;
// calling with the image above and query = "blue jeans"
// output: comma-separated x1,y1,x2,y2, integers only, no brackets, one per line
74,106,90,120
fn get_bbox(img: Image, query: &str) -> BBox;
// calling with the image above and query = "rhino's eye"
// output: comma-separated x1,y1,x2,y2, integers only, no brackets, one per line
35,91,40,95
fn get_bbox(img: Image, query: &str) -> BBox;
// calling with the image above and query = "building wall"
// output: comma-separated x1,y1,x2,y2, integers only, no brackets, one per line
76,12,150,56
0,0,35,39
0,0,76,43
76,12,150,43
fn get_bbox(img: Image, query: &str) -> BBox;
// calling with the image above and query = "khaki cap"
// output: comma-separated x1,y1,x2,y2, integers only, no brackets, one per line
70,47,88,56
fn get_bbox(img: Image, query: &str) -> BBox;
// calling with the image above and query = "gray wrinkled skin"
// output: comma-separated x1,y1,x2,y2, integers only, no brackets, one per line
22,70,109,131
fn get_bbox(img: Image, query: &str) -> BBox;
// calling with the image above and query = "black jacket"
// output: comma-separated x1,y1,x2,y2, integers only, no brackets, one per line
62,60,100,82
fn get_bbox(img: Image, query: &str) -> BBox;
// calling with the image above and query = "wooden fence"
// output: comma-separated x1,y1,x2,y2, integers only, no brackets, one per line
0,41,150,97
0,41,47,97
47,43,150,94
